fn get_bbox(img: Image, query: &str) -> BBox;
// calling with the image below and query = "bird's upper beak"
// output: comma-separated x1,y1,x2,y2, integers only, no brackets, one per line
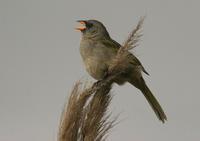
76,20,87,31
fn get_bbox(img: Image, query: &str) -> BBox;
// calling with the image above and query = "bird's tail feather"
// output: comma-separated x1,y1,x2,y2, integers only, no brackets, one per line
130,78,167,123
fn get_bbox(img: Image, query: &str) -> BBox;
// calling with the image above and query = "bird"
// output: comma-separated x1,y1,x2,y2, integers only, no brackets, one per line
76,19,167,123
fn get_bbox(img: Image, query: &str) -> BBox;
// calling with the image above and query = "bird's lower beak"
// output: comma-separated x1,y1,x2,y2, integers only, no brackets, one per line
76,20,86,31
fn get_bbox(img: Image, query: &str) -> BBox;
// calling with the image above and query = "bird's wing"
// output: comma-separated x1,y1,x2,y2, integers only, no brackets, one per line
101,38,149,75
128,54,149,75
101,38,121,50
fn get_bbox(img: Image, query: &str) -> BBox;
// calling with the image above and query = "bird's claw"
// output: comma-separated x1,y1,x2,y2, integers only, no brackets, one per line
94,80,104,88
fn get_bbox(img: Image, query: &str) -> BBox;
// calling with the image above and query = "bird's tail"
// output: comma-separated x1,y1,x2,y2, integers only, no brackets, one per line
130,77,167,123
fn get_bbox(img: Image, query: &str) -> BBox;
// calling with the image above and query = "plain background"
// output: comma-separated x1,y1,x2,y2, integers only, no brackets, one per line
0,0,200,140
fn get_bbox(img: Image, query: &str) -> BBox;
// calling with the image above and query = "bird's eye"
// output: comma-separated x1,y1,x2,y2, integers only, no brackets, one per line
86,22,93,29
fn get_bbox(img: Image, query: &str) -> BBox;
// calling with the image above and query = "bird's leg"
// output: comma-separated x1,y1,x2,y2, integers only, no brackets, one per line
93,71,109,88
103,71,109,79
94,79,104,88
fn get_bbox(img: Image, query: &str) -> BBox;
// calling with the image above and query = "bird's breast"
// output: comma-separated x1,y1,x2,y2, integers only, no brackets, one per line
84,57,107,80
79,39,110,80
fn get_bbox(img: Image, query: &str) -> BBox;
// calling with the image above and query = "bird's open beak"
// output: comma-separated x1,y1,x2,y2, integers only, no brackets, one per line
76,20,86,31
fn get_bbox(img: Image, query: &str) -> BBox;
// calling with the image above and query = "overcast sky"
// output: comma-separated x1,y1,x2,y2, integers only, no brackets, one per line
0,0,200,141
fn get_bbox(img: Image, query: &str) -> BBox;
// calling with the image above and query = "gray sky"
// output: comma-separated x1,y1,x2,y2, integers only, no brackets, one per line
0,0,200,140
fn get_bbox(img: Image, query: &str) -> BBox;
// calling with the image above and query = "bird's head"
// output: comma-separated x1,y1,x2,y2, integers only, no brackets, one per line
76,20,110,39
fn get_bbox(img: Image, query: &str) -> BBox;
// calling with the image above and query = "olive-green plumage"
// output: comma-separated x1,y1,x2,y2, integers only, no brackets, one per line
78,20,167,123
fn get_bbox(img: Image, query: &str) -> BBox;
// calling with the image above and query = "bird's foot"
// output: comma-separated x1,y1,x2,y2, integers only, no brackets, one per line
94,80,104,88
